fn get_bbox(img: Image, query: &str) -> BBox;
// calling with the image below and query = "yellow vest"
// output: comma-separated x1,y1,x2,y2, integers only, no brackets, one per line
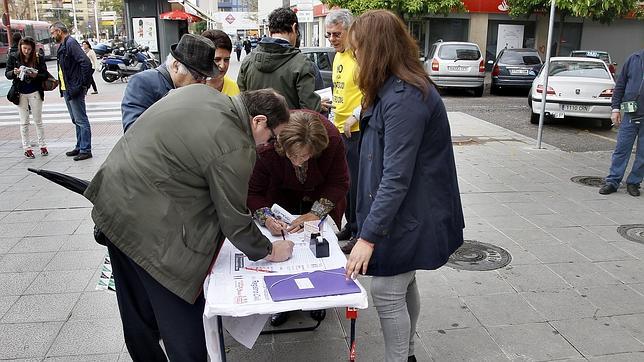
58,66,66,91
332,50,362,133
222,75,240,96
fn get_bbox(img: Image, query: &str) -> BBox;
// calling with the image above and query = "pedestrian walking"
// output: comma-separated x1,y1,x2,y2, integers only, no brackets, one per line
344,10,465,362
599,49,644,197
121,34,217,132
84,87,294,361
81,40,99,94
234,37,242,61
243,37,251,55
50,22,94,161
323,9,363,253
5,36,49,158
202,29,240,96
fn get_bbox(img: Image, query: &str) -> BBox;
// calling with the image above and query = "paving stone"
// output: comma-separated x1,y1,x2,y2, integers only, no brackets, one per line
527,214,578,228
60,234,106,251
483,215,538,230
43,208,92,222
589,352,644,361
495,241,541,265
611,241,644,260
463,293,545,326
0,252,56,272
25,269,96,294
498,264,570,292
569,239,634,262
544,226,603,244
629,283,644,296
0,321,63,359
43,354,120,361
520,289,599,321
416,270,457,298
526,244,589,264
488,322,582,360
548,262,622,288
501,228,561,246
28,220,83,237
442,268,516,296
1,293,80,323
0,222,35,238
0,271,38,296
581,285,644,317
585,225,624,242
9,235,67,253
68,291,120,321
47,319,124,356
415,296,481,332
596,260,644,284
0,295,18,320
0,237,20,254
505,202,554,216
45,250,107,271
118,352,133,362
419,327,508,361
1,209,51,224
551,317,644,357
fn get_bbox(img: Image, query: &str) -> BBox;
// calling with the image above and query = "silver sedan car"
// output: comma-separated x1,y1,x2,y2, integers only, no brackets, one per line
529,57,615,129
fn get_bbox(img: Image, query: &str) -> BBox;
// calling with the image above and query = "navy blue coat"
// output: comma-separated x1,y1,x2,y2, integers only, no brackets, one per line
357,76,464,276
121,65,174,132
56,35,92,99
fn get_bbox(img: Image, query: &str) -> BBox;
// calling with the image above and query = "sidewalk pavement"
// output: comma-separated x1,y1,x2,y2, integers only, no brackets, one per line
0,112,643,361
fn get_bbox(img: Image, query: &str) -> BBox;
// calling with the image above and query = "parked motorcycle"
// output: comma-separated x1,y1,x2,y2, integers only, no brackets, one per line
101,47,150,83
93,43,113,58
140,46,160,68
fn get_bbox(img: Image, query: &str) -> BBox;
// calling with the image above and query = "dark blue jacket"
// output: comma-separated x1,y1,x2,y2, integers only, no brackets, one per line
121,65,174,132
357,76,464,276
612,50,644,117
56,35,92,98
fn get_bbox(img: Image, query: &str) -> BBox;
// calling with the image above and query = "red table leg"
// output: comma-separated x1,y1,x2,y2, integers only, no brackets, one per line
346,308,358,361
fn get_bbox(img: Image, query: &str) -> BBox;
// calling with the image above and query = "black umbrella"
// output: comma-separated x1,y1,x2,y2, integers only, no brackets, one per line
27,168,90,195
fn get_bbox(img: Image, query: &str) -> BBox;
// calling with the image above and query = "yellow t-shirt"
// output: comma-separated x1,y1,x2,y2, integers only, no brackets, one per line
222,75,240,96
58,66,66,91
332,50,362,133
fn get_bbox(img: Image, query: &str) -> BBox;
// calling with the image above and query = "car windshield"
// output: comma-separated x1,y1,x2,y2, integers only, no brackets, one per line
549,61,611,79
499,51,542,65
570,51,610,63
438,44,480,60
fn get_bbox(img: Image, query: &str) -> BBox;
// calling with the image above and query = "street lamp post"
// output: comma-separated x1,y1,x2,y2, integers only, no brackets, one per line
71,0,78,35
93,0,99,39
536,0,557,149
34,0,39,21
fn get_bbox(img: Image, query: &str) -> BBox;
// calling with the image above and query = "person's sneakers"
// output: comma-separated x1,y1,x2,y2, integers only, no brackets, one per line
336,227,352,241
24,150,35,159
626,184,640,197
73,152,93,161
270,312,289,327
340,237,357,254
91,91,98,94
65,149,80,157
599,184,617,195
40,147,48,156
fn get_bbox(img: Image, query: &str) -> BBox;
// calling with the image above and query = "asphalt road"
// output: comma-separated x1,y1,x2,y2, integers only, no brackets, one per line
440,88,619,152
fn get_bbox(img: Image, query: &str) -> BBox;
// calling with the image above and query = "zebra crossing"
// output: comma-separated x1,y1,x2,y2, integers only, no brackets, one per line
0,101,122,126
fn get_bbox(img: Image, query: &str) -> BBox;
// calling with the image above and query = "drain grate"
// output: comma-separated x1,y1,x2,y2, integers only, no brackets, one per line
571,176,605,188
617,224,644,244
446,240,512,271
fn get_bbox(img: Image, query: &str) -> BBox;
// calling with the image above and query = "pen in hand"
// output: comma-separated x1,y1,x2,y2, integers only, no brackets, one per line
281,230,286,240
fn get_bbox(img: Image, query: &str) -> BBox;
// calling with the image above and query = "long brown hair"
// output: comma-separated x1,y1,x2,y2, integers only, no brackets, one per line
18,37,37,67
348,10,431,108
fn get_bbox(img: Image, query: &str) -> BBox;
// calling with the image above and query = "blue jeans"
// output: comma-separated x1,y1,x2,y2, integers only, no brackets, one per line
64,91,92,153
606,113,643,187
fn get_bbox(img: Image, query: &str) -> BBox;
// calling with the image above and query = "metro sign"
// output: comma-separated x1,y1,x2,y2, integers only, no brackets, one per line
225,14,235,24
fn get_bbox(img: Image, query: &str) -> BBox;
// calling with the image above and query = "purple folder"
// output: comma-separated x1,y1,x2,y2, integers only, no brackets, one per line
264,268,361,302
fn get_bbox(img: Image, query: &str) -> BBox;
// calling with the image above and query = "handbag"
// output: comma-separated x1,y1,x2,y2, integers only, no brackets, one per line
7,82,20,105
42,71,59,92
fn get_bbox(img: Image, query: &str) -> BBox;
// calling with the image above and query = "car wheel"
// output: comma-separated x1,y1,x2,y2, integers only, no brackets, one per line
600,119,613,130
530,110,540,124
473,85,484,97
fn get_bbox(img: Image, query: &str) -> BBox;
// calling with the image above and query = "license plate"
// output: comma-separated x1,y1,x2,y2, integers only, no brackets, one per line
509,69,529,75
552,112,565,119
447,65,469,72
562,104,590,112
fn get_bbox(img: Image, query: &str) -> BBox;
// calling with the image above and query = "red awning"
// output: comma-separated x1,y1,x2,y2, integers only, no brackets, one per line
159,10,202,22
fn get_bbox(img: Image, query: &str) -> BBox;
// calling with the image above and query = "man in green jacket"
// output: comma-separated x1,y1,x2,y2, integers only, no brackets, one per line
237,7,321,111
84,85,294,361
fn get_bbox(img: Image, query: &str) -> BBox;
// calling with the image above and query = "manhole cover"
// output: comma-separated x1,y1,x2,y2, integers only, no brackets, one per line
617,224,644,244
446,240,511,271
571,176,605,187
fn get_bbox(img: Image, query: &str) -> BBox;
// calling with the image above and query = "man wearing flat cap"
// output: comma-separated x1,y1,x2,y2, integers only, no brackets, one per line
121,33,219,132
86,86,295,360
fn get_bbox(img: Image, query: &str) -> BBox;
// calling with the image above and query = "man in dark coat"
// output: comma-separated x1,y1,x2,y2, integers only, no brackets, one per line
50,22,93,161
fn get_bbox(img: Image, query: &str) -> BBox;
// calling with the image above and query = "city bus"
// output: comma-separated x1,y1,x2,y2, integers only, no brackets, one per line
0,20,56,65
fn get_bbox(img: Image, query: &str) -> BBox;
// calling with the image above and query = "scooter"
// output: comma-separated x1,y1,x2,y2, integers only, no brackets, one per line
101,47,149,83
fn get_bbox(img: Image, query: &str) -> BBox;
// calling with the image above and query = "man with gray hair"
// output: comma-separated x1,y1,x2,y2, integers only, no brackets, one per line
322,9,364,252
121,34,218,132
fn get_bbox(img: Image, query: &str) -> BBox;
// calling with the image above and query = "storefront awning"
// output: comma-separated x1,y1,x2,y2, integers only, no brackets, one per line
159,9,202,22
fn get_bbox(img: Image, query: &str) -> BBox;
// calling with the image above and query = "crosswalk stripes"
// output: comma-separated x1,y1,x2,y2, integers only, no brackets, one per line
0,101,122,125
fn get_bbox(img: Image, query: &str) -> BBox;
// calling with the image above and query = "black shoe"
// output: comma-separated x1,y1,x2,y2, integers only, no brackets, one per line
626,184,640,197
309,309,326,322
65,149,80,157
73,152,93,161
336,227,352,241
598,184,617,195
270,312,289,327
340,237,357,254
408,356,417,362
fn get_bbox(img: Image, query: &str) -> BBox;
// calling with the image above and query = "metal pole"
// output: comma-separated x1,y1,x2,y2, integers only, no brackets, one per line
93,0,99,39
34,0,39,21
536,0,556,149
3,0,12,48
71,0,78,35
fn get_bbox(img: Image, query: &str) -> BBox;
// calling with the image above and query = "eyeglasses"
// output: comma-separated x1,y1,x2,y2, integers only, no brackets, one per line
324,31,343,39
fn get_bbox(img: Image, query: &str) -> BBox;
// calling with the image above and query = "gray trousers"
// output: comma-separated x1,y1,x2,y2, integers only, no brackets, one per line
371,271,420,362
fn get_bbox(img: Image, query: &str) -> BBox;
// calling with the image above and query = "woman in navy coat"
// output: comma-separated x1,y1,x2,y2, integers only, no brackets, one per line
345,10,465,362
